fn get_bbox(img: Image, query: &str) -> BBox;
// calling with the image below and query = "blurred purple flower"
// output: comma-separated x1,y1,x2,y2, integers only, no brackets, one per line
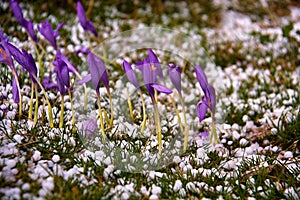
123,59,140,90
77,52,109,95
43,73,58,92
76,1,98,37
53,54,71,95
168,63,181,94
6,43,38,84
56,49,78,74
38,20,64,49
0,30,20,103
81,119,98,139
10,0,38,42
195,65,216,122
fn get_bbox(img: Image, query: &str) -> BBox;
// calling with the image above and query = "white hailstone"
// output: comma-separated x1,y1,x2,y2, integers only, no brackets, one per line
284,187,299,200
240,138,249,146
140,186,149,196
221,138,227,144
179,188,186,197
32,150,41,161
103,157,111,165
42,177,54,192
52,155,60,163
227,141,233,145
284,151,293,159
6,111,16,119
173,180,183,192
242,115,249,122
22,183,31,191
13,134,22,144
173,156,181,163
271,128,278,135
121,193,130,200
232,131,240,140
6,159,17,169
149,194,159,200
104,165,114,180
216,185,223,192
232,123,240,130
151,185,162,195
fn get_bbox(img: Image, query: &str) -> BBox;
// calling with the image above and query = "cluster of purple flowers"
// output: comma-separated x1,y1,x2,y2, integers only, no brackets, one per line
1,1,218,148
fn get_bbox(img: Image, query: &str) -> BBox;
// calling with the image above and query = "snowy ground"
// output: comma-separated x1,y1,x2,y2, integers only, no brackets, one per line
0,0,299,199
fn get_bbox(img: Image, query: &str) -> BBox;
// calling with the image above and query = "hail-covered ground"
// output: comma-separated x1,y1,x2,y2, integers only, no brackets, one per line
0,0,299,199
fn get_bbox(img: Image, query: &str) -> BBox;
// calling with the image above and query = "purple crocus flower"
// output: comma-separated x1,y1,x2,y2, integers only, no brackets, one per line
168,63,181,94
10,0,38,42
0,30,20,103
148,49,164,79
53,55,70,95
6,43,38,84
77,52,109,95
137,58,172,102
43,73,58,92
76,1,98,37
56,49,78,74
195,65,216,122
38,20,64,49
123,60,140,90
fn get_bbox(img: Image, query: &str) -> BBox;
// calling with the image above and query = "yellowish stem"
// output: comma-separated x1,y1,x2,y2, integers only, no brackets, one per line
126,88,134,121
179,94,189,152
108,91,114,128
33,85,39,125
170,94,183,133
30,73,53,127
59,95,64,128
68,89,75,126
139,90,147,133
97,94,106,140
28,82,34,120
153,101,162,156
210,115,218,145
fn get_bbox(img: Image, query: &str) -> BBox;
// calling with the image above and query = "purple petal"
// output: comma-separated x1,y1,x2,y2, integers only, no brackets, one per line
10,0,25,26
43,74,58,91
123,60,140,89
151,84,172,94
81,119,98,138
148,48,163,79
23,20,38,42
12,77,19,103
76,47,90,55
196,100,208,122
87,52,109,91
168,63,181,94
56,49,78,74
195,65,208,93
53,22,64,38
38,20,56,49
76,1,98,37
207,85,216,114
7,43,37,82
201,131,209,137
76,74,92,85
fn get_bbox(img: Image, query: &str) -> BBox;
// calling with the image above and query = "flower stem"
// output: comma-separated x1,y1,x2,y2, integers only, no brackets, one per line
59,95,64,128
33,84,39,125
153,100,162,156
179,93,189,152
33,42,44,80
170,94,183,133
68,89,75,126
30,73,53,127
139,90,147,133
28,82,34,120
210,114,218,145
97,92,105,140
126,88,134,121
107,90,114,128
